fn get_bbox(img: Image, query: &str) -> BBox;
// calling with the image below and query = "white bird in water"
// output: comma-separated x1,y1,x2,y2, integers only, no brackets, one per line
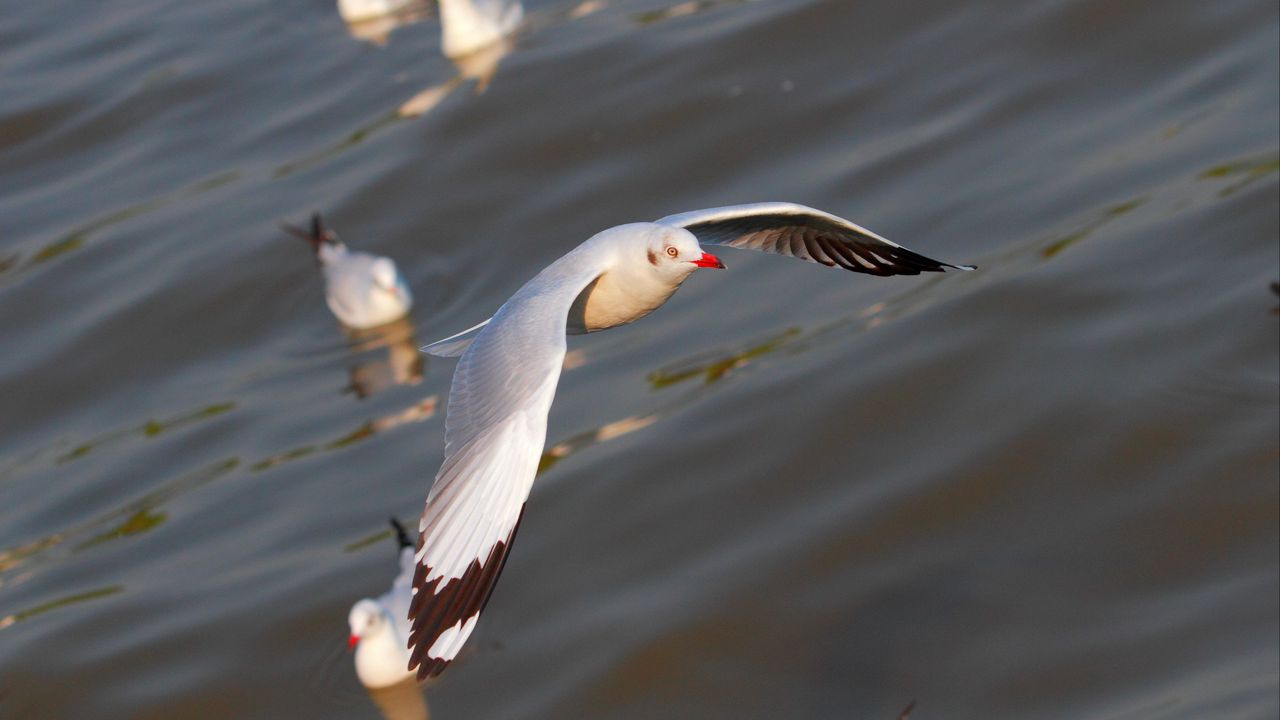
349,518,419,688
338,0,418,24
438,0,523,59
406,202,975,678
283,214,413,330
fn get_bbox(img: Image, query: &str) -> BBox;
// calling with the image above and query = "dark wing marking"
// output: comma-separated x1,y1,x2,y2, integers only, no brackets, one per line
407,505,526,679
657,202,975,277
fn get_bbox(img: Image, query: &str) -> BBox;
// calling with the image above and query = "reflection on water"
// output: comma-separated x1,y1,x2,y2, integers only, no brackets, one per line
0,458,239,588
250,397,436,471
398,16,520,117
1041,198,1148,259
538,413,660,474
273,112,407,178
648,328,800,389
74,509,166,552
55,402,236,465
366,679,430,720
633,0,751,26
0,171,241,281
344,316,426,399
0,585,123,632
1197,152,1279,198
342,0,433,46
253,315,436,470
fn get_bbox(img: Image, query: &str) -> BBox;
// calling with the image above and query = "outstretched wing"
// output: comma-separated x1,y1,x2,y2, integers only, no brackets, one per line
407,261,602,680
421,318,491,358
657,202,974,276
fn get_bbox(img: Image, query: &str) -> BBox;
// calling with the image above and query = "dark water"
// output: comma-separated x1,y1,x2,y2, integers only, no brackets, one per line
1,0,1277,718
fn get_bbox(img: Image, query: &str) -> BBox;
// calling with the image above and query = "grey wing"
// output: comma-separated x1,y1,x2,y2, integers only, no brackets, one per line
657,202,975,277
421,318,492,358
407,263,601,680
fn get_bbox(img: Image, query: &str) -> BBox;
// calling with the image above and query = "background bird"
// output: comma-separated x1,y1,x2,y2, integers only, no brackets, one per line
348,518,418,689
438,0,523,59
406,202,975,679
337,0,418,24
282,213,413,330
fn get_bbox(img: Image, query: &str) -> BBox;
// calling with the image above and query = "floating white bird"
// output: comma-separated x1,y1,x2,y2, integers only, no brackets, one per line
283,214,413,330
438,0,523,59
349,518,419,688
406,202,975,678
338,0,418,24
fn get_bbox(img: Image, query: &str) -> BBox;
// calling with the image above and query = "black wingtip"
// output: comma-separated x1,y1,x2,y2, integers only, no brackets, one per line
390,517,414,549
280,213,327,255
411,658,449,681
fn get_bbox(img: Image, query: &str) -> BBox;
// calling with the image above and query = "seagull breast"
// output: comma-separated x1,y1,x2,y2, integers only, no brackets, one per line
565,268,681,334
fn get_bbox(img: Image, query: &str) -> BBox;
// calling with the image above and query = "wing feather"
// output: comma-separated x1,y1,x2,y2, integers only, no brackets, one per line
407,258,603,679
656,202,974,277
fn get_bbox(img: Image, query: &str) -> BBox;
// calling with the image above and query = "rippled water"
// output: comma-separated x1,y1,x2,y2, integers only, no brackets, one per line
1,0,1277,718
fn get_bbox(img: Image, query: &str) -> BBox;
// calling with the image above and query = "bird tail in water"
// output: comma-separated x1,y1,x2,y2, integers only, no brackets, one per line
279,212,331,256
389,517,414,550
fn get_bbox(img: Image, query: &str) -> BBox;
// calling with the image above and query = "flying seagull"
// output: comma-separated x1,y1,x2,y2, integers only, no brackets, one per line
407,202,974,678
282,213,413,330
348,518,418,688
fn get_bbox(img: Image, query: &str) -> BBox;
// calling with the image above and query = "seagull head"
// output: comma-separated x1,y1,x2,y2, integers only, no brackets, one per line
348,598,386,650
371,258,411,306
633,226,725,284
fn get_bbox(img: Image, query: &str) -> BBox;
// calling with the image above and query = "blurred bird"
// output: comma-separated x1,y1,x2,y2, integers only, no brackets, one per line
438,0,523,59
282,213,413,330
407,202,975,678
338,0,417,23
349,518,418,688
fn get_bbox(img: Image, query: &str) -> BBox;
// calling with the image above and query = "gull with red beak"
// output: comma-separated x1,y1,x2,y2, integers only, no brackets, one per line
407,202,975,679
348,518,418,689
282,213,413,330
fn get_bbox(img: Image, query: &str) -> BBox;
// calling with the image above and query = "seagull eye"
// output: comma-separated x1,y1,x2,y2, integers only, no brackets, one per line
665,246,678,258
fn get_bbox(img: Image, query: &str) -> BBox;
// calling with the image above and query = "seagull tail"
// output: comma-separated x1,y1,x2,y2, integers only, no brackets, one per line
389,517,414,550
421,318,491,357
279,212,329,256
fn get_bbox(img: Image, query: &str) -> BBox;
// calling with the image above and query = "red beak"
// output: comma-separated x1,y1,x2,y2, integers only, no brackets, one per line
691,251,725,269
347,634,360,650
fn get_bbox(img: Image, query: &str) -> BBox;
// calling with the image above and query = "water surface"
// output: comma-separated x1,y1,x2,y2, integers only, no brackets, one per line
1,0,1277,718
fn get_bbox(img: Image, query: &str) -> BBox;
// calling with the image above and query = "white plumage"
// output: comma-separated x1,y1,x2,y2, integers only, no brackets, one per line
338,0,417,23
349,519,418,688
283,214,413,330
406,203,975,679
439,0,523,58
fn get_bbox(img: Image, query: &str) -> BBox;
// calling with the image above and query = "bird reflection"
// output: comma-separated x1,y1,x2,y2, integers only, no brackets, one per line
344,315,426,399
366,679,431,720
537,413,660,474
397,0,523,117
341,0,432,45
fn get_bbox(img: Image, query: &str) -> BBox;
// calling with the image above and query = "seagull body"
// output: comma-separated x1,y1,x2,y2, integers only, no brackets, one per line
338,0,416,23
283,214,413,330
438,0,522,58
349,519,418,688
407,203,975,678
